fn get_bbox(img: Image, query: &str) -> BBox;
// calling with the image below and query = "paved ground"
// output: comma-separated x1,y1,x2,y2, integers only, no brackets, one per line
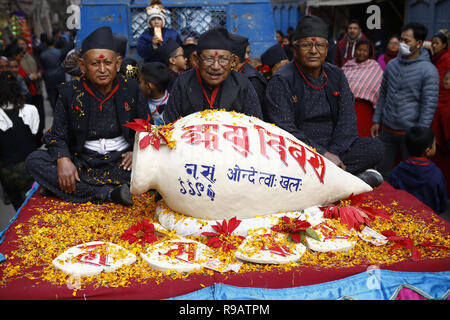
1,87,449,232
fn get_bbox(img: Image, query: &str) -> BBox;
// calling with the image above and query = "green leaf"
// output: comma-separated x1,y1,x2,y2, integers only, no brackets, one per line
305,227,320,241
300,232,306,245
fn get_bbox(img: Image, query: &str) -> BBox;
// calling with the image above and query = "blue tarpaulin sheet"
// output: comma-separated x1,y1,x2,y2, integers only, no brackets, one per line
169,269,450,300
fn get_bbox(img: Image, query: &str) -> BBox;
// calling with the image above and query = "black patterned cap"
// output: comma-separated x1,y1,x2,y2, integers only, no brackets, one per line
230,33,249,62
261,44,288,67
81,26,117,56
197,27,233,54
293,15,328,41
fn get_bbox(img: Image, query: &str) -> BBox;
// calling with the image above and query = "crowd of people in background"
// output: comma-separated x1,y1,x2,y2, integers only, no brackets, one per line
0,0,448,216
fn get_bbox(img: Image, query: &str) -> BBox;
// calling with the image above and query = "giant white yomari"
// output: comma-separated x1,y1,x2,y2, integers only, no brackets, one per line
130,110,372,220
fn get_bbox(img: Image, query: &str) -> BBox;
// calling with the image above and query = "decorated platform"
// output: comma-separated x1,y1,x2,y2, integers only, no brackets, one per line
0,181,449,300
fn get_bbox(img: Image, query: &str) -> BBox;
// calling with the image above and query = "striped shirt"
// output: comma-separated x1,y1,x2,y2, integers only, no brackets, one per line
342,58,383,108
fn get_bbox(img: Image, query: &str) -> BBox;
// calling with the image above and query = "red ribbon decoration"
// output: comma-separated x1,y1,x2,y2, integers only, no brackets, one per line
151,90,169,116
195,68,221,109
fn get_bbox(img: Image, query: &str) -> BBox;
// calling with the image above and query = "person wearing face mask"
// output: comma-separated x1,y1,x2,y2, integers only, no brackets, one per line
162,27,263,124
137,0,183,63
370,22,439,181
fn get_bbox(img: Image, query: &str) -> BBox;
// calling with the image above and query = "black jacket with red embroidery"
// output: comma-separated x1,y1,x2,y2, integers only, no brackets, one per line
44,74,149,160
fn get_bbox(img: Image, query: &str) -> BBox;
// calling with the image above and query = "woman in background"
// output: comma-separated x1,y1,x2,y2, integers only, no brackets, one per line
0,72,39,210
377,35,399,71
342,40,383,137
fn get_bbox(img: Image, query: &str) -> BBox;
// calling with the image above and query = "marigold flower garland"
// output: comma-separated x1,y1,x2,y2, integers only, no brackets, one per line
0,190,449,297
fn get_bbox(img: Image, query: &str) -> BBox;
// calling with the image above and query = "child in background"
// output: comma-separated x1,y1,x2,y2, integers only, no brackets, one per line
157,38,187,91
389,126,447,214
138,62,171,126
136,0,183,63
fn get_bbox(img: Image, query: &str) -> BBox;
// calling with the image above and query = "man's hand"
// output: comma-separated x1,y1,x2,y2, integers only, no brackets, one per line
370,123,380,138
324,151,346,170
121,152,133,171
57,157,80,194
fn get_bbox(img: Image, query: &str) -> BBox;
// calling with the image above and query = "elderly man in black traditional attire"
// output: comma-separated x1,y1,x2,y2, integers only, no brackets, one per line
163,27,263,124
264,16,384,187
26,26,149,206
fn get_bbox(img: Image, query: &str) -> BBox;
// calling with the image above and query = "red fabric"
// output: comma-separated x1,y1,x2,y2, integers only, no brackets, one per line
354,99,374,137
0,182,449,300
431,48,450,197
334,33,374,67
432,47,450,92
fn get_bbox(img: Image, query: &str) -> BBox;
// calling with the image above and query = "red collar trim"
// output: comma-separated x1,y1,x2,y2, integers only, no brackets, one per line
293,58,328,90
195,68,221,109
82,77,120,111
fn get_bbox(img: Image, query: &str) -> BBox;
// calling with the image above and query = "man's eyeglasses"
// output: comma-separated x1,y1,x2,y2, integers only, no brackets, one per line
294,41,328,51
199,55,232,67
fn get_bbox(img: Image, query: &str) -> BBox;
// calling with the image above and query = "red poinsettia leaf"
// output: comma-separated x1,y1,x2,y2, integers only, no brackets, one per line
418,241,449,249
281,216,291,224
227,217,242,234
148,134,160,150
139,134,152,149
123,122,147,132
207,237,222,248
271,225,282,232
296,220,311,231
133,118,151,128
347,193,366,207
221,219,228,235
361,206,391,220
201,232,219,238
291,232,301,243
144,233,158,244
381,230,397,238
211,225,221,234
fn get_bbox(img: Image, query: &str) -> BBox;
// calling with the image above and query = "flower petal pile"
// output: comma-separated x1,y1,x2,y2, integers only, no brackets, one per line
120,219,160,244
271,216,320,244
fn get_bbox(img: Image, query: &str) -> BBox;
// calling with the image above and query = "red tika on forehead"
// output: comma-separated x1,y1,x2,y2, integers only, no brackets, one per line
311,37,317,42
214,51,218,56
98,54,105,59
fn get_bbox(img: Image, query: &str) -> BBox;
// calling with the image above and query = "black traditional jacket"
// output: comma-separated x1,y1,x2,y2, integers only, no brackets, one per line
163,68,263,124
264,61,358,156
44,74,149,160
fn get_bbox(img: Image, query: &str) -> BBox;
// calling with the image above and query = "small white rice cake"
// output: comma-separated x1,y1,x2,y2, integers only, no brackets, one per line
235,229,306,265
52,241,136,277
140,238,209,273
